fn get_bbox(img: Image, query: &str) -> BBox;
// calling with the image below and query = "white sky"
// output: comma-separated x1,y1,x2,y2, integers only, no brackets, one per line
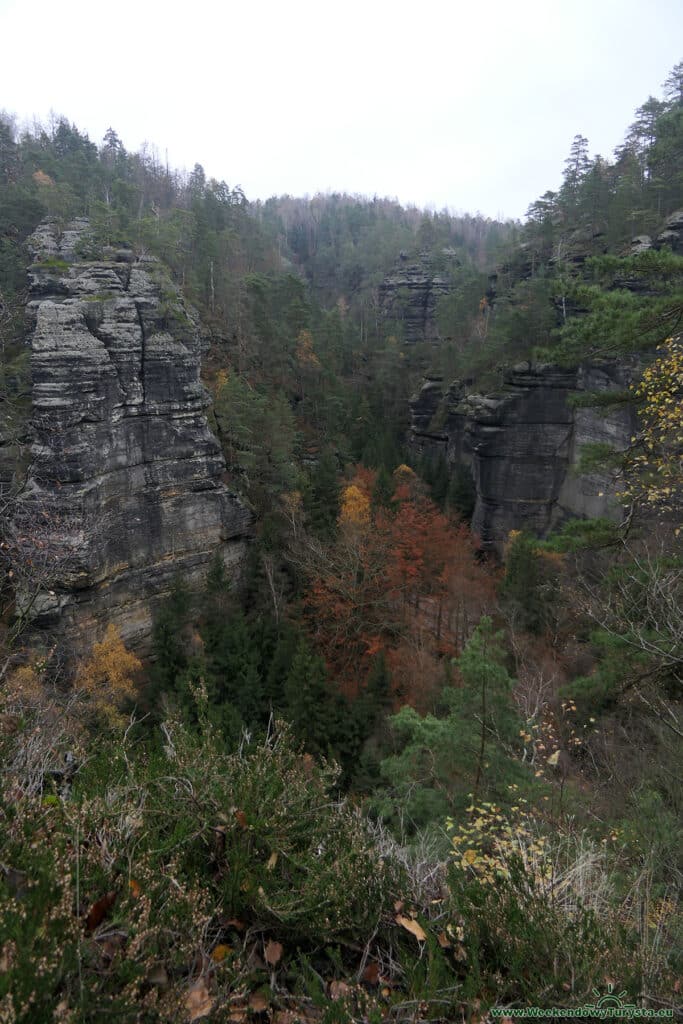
1,0,681,220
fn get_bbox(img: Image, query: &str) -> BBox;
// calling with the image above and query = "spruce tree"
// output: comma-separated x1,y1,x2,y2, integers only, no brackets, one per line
203,607,265,728
284,639,337,759
148,577,192,705
371,465,396,513
305,449,340,538
500,533,545,634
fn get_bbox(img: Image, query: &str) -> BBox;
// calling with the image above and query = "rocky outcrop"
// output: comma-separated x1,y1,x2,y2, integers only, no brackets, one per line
655,209,683,253
379,250,457,344
409,360,639,548
18,219,252,651
408,376,471,467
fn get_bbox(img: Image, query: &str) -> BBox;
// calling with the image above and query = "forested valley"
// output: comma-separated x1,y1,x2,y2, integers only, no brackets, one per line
0,61,682,1024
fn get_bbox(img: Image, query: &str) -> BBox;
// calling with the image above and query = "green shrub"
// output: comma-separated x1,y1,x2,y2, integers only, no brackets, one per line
0,715,405,1022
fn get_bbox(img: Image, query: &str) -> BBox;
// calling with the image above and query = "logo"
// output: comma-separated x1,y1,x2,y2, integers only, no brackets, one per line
489,983,675,1019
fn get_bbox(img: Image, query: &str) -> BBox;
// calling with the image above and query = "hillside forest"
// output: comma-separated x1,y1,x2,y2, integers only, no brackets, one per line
0,61,682,1023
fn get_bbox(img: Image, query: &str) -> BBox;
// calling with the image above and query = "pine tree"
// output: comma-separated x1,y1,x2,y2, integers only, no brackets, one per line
378,618,525,830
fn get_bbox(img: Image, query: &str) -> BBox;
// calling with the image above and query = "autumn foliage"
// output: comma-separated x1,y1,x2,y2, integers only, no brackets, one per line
306,465,497,705
75,623,141,724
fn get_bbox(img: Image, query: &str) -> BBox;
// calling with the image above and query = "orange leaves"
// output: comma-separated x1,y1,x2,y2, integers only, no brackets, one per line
32,169,55,187
306,463,497,702
75,624,142,725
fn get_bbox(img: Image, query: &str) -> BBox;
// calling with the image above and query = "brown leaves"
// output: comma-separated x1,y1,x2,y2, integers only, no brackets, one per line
264,939,283,966
32,169,55,187
186,978,214,1021
248,992,269,1013
85,890,117,933
395,913,427,942
361,961,380,984
328,979,352,1001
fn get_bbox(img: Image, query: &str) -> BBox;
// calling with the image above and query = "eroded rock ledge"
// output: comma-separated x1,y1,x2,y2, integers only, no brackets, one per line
21,219,252,651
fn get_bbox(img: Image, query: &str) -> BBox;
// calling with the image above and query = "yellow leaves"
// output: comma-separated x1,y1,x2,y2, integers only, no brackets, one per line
211,944,232,963
623,337,683,518
547,749,561,767
395,913,427,942
3,664,42,705
338,484,371,530
75,624,141,725
448,799,553,892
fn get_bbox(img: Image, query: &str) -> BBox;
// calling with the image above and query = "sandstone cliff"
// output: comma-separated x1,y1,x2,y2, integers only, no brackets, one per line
17,219,252,650
379,250,457,344
409,360,639,548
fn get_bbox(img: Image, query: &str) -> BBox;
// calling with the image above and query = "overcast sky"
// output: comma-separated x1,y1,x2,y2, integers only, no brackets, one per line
1,0,681,220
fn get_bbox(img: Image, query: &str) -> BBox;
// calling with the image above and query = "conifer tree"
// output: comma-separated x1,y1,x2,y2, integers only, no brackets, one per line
305,449,341,538
500,532,546,634
284,638,338,759
371,464,396,513
203,607,264,728
148,577,192,704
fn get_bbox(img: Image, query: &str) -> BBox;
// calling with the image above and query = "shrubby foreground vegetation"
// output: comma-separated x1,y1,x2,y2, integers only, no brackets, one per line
1,63,682,1022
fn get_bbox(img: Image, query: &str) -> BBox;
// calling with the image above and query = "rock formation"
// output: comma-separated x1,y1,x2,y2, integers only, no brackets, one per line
409,360,639,548
379,250,457,344
407,211,683,549
17,219,252,651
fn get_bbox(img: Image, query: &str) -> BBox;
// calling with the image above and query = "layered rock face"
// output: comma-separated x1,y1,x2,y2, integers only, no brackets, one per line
20,219,252,650
409,360,639,548
379,251,457,344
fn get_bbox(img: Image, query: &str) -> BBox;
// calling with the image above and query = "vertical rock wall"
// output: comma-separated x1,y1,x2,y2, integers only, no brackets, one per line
19,219,252,650
409,360,639,548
